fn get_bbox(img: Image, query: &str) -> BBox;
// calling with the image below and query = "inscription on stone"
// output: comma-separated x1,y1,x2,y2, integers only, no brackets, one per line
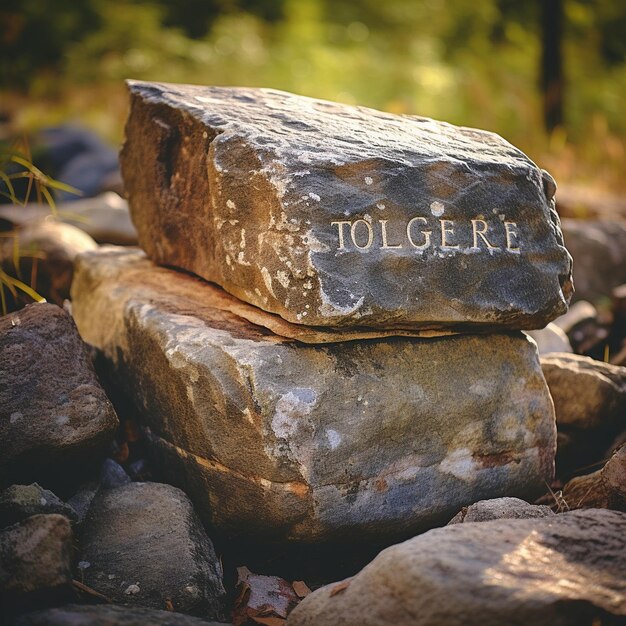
330,215,520,253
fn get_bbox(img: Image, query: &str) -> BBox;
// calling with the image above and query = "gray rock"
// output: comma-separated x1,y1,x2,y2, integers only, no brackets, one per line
525,322,572,354
0,514,73,616
541,353,626,476
0,484,77,528
99,458,132,489
15,604,229,626
80,482,226,619
561,218,626,302
66,481,99,526
0,219,97,306
541,353,626,431
286,509,626,626
14,604,224,626
71,246,556,543
563,444,626,511
0,303,119,487
448,497,555,524
121,80,572,332
0,192,137,245
552,300,597,333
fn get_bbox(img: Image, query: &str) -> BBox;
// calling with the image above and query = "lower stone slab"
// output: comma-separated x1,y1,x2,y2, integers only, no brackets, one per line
71,247,556,543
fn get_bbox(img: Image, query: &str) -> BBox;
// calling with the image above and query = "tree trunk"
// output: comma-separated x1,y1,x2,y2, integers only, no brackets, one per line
541,0,565,132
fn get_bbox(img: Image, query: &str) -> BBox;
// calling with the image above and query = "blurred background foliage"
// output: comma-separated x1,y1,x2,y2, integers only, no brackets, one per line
1,0,625,191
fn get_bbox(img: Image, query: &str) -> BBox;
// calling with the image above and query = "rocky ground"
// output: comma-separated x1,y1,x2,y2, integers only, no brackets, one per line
1,128,626,625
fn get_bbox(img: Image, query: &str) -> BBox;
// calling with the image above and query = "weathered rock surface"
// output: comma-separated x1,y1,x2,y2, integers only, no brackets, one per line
15,604,229,626
552,300,597,334
287,509,626,626
0,303,119,487
541,353,626,477
80,482,226,619
563,445,626,511
0,219,97,305
541,353,626,431
121,80,572,332
525,323,572,355
0,192,137,245
448,497,554,524
561,218,626,302
0,514,73,616
0,484,77,528
72,247,556,543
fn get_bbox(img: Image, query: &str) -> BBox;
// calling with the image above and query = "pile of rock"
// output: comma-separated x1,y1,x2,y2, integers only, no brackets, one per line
70,81,574,546
5,83,626,626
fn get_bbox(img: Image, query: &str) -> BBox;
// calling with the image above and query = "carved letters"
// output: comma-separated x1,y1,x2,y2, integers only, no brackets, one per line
331,216,520,253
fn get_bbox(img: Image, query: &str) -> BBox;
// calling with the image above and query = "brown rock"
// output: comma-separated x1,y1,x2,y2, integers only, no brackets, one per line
540,353,626,431
71,246,556,544
121,80,572,332
80,482,226,619
448,497,554,524
287,509,626,626
0,219,97,305
0,514,73,617
0,303,119,488
563,445,626,511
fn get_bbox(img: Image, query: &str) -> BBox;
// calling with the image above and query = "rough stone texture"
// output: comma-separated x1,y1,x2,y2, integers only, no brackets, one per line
447,497,554,524
0,514,73,616
552,300,597,334
80,482,226,619
525,323,572,355
0,303,119,488
561,218,626,302
563,445,626,511
0,219,97,305
15,604,229,626
540,353,626,431
541,353,626,477
0,484,77,528
286,509,626,626
0,192,137,245
121,80,572,332
71,247,556,543
99,458,132,489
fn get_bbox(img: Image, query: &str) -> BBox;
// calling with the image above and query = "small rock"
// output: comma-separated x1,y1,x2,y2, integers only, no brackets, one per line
0,303,119,488
0,192,137,245
541,353,626,477
563,445,626,511
37,125,120,202
14,603,230,626
0,484,77,528
541,353,626,430
448,497,555,524
525,322,573,354
552,300,597,334
99,458,132,489
0,219,97,305
66,481,99,526
80,482,226,618
0,514,73,617
287,509,626,626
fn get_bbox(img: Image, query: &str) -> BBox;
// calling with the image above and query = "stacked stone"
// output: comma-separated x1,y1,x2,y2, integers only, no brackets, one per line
71,81,573,544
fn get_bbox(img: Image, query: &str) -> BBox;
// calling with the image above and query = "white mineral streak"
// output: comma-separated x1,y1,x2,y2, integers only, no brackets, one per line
430,201,445,216
439,448,478,480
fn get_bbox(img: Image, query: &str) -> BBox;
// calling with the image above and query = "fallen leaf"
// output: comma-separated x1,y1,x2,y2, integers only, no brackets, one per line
329,579,352,597
292,580,311,598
